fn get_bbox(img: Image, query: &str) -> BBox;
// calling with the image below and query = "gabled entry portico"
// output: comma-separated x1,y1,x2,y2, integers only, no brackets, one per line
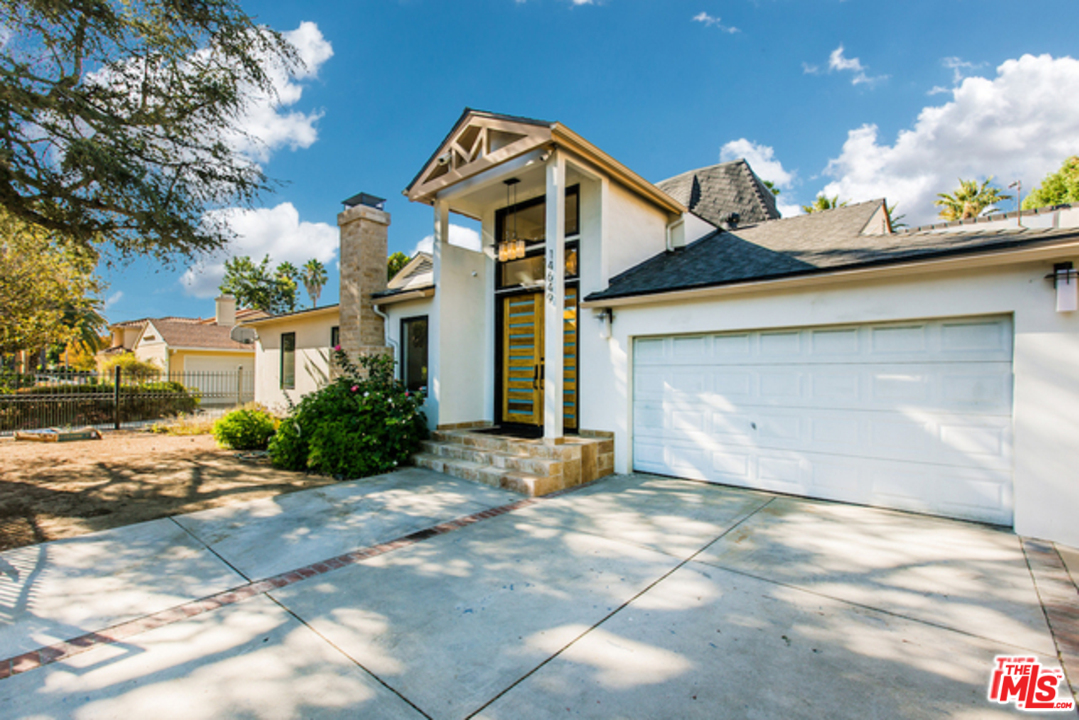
405,110,684,444
427,146,574,444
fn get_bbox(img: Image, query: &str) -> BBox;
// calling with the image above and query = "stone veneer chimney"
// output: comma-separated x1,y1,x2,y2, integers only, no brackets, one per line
337,194,390,361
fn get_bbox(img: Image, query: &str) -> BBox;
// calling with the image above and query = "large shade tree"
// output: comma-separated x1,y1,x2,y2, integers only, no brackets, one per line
934,177,1011,221
0,0,298,262
0,209,103,357
220,254,304,315
386,252,410,281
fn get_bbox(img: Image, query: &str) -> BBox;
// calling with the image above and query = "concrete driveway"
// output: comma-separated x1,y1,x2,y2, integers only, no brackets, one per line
0,468,1075,719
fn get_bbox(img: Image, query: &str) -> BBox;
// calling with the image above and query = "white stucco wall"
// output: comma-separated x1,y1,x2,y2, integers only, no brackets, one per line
431,232,490,428
602,182,670,283
579,256,1079,548
252,314,338,412
684,212,718,245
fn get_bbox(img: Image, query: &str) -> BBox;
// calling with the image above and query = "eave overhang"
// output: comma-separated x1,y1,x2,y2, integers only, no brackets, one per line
581,238,1079,309
372,286,436,306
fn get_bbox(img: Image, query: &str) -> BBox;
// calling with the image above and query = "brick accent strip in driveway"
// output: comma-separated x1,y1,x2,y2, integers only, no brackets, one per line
0,496,537,682
1021,537,1079,699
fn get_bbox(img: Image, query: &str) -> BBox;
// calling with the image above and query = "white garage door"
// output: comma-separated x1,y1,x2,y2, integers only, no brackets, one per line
632,316,1014,525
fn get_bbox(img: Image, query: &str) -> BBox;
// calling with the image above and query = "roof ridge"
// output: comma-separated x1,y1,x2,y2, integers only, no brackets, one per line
738,160,780,221
656,159,747,187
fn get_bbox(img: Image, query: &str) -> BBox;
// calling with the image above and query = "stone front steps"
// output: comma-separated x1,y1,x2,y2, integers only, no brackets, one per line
413,428,614,497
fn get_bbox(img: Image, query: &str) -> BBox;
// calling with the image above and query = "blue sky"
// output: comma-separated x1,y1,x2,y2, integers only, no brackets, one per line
101,0,1079,323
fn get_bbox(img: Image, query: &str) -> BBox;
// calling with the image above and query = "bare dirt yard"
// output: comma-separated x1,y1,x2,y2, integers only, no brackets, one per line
0,431,337,552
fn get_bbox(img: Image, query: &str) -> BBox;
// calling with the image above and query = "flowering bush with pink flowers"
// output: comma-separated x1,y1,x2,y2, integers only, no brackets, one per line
268,349,427,478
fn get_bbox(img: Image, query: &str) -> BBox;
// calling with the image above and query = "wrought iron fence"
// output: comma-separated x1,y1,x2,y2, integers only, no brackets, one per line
0,367,254,435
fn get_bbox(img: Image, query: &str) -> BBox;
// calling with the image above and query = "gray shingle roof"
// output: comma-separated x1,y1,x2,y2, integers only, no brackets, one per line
585,200,1079,302
656,160,781,228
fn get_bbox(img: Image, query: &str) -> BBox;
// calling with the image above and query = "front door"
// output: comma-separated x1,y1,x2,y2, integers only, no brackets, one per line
502,292,543,424
500,290,579,428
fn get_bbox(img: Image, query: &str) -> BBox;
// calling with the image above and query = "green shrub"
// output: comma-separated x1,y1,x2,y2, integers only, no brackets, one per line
269,349,427,478
213,405,278,450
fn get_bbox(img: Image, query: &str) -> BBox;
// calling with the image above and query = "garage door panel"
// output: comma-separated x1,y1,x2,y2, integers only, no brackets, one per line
633,316,1014,526
636,406,1011,469
633,317,1013,367
634,363,1012,414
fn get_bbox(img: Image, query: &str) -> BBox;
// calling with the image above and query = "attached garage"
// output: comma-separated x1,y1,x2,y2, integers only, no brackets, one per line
632,316,1015,525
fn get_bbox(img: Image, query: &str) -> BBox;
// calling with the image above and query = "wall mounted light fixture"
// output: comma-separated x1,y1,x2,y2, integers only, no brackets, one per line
1048,262,1078,312
595,308,614,339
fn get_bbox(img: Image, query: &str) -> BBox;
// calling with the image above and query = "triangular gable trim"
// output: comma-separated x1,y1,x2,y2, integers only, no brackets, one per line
405,110,554,203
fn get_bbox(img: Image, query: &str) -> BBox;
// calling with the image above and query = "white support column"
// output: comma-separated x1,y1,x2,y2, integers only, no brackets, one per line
544,150,566,443
427,198,449,430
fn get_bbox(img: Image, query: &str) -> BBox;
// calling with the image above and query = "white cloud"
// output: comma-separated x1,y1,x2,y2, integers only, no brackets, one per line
181,202,338,298
820,54,1079,225
802,62,820,75
223,22,334,162
943,56,983,84
104,291,123,308
823,45,887,86
692,12,739,33
774,200,803,219
413,225,483,255
928,56,986,96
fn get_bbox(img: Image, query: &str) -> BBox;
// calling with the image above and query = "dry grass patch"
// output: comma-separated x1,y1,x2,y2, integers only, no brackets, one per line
0,430,339,551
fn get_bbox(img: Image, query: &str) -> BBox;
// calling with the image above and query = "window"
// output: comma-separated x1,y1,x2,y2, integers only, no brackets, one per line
495,185,580,245
401,317,428,394
280,332,296,389
495,186,581,291
330,326,339,348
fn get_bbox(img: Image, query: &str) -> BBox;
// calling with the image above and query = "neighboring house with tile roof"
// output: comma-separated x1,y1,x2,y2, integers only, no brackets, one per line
99,296,269,401
245,108,1079,550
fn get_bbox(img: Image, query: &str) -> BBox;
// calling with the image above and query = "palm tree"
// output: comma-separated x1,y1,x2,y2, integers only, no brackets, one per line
302,259,328,309
60,299,107,353
58,298,106,369
934,177,1011,221
801,195,848,214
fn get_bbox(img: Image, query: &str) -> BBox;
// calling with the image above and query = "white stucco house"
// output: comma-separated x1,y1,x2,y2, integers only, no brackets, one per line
247,109,1079,549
